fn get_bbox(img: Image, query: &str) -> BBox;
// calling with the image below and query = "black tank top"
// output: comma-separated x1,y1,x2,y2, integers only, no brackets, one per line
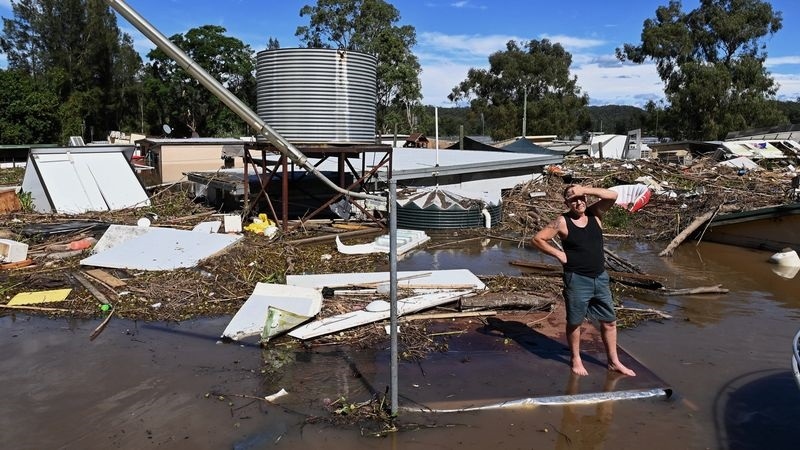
562,212,605,277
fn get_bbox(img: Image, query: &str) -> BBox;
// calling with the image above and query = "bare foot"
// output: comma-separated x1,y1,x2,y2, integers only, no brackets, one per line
608,362,636,377
571,358,589,376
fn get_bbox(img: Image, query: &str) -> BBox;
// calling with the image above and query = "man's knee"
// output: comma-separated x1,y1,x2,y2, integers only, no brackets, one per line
600,321,617,331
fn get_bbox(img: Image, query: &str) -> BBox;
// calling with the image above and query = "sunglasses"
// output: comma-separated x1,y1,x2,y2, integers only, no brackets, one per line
567,196,587,204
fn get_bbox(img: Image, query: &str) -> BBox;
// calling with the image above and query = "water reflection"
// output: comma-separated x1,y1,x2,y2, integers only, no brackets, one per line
771,264,800,279
554,372,623,450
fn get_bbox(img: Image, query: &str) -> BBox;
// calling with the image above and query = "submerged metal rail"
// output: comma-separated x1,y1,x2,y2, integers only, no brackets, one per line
401,388,673,413
793,328,800,389
104,0,384,203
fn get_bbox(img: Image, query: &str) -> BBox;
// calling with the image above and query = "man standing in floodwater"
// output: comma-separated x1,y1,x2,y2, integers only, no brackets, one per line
532,184,636,377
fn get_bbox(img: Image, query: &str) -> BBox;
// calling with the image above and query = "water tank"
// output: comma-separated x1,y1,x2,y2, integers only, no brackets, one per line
256,48,377,144
396,188,503,229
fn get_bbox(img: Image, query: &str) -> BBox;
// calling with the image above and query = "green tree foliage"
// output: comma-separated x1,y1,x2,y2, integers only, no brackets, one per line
587,105,646,134
775,99,800,124
296,0,422,135
617,0,788,140
0,69,60,143
143,25,256,137
449,39,590,140
266,37,281,50
1,0,141,143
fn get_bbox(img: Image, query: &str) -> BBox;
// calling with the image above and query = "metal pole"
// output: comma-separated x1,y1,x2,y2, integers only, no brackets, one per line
522,88,527,137
434,107,439,167
388,178,398,415
105,0,383,202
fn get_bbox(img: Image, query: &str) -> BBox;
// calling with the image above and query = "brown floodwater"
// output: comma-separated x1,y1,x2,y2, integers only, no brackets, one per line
2,237,799,449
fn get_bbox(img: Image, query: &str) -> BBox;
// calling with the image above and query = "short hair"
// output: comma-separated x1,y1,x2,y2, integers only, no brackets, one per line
562,184,577,199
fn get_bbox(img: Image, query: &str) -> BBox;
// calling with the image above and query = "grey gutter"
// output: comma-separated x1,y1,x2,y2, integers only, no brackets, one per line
389,154,564,180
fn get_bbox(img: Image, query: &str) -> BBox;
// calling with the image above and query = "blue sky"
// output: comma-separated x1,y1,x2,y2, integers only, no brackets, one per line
2,0,799,107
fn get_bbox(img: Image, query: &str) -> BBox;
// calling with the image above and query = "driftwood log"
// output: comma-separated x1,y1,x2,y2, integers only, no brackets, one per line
460,291,556,310
508,260,665,289
617,306,673,320
659,205,736,257
660,285,729,296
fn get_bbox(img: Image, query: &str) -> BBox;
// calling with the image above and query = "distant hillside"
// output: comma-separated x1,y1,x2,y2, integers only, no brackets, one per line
421,102,798,140
587,105,646,134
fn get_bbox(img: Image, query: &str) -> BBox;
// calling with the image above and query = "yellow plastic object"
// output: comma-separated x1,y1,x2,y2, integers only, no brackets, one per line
8,288,72,305
244,214,275,234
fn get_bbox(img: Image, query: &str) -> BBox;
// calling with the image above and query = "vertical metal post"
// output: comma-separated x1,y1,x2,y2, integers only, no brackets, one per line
522,88,528,137
388,178,398,415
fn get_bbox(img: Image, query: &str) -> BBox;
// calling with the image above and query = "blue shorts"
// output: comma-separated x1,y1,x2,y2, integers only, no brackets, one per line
562,271,617,326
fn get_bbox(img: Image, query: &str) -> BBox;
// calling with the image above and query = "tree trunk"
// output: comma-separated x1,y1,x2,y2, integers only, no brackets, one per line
659,205,735,257
460,292,556,310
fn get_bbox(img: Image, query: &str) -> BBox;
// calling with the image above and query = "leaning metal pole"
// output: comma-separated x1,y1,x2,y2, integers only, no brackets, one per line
104,0,383,203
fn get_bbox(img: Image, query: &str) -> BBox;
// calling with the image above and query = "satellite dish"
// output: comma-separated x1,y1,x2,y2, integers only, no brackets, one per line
162,124,172,135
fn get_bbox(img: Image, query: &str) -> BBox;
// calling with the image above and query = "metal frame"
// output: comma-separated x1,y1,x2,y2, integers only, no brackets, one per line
242,142,392,231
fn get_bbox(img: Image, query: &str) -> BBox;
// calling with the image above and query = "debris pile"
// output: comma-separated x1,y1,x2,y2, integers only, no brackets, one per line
1,153,795,345
498,155,795,241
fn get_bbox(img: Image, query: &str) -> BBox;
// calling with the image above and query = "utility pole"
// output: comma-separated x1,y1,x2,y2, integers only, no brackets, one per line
522,88,527,137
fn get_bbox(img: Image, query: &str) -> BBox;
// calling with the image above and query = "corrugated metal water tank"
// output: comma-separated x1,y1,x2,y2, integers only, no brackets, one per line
256,48,377,144
397,203,503,229
395,188,503,229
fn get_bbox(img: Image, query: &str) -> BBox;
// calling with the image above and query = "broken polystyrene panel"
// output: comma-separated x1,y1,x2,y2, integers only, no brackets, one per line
21,147,150,214
221,283,322,341
286,269,486,291
80,226,242,271
288,290,472,340
90,224,152,254
192,221,222,233
8,288,72,305
336,229,430,256
717,156,761,170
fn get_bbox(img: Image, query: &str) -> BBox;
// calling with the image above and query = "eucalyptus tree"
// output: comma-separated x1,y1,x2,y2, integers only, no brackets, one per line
449,39,590,140
617,0,788,140
295,0,422,135
143,25,256,137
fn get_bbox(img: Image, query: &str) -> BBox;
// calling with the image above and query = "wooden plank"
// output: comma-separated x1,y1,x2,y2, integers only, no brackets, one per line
84,269,127,288
72,272,110,305
0,304,71,312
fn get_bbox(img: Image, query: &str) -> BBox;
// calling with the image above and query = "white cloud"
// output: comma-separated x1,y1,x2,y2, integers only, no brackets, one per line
449,1,486,9
417,31,664,106
420,61,478,107
572,61,664,106
773,72,800,100
766,56,800,67
538,34,606,50
419,31,519,60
